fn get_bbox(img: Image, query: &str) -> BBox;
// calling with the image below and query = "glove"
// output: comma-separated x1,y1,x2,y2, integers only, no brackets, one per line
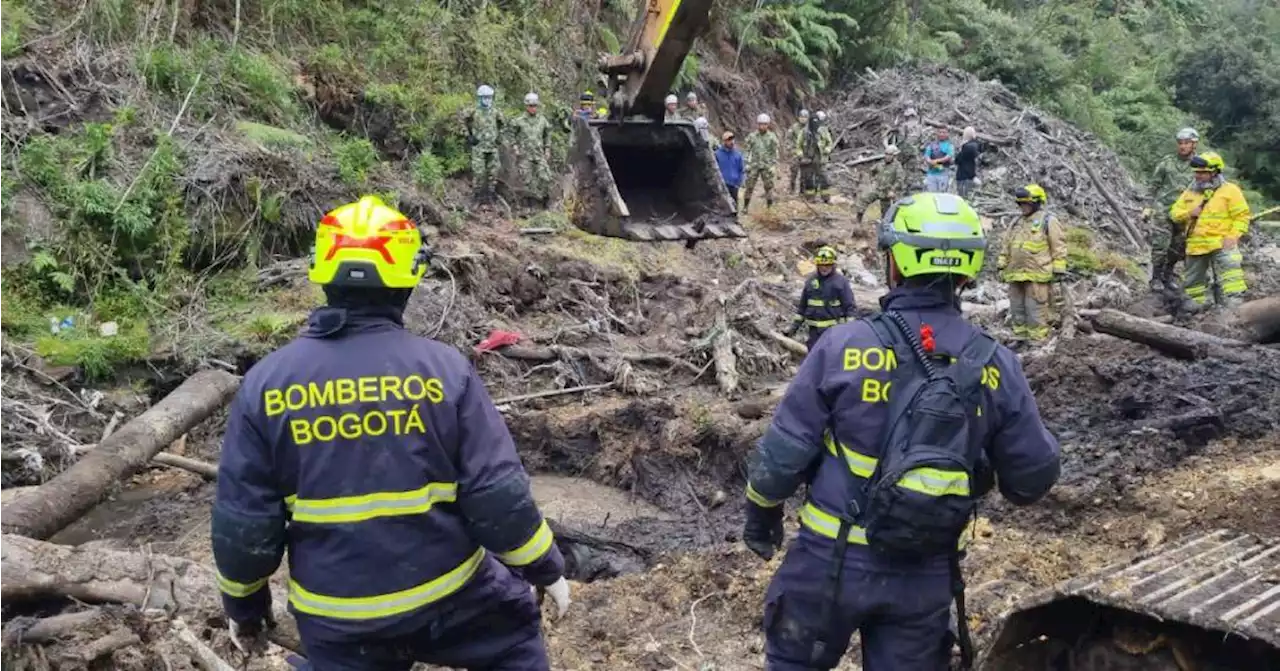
228,612,274,657
534,576,572,620
743,501,784,561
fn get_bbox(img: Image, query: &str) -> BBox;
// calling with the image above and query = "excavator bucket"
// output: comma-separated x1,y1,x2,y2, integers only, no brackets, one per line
568,116,743,243
980,529,1280,670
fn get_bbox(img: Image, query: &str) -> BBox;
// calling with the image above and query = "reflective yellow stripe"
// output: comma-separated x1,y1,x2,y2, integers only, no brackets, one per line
285,483,458,524
218,571,268,598
746,483,784,508
289,548,485,620
1017,241,1048,252
898,468,970,496
823,434,876,477
800,503,867,544
823,436,969,495
497,520,554,566
800,502,971,550
806,298,826,307
805,318,839,328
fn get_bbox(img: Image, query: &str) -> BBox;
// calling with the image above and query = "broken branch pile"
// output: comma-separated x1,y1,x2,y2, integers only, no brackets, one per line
825,65,1149,251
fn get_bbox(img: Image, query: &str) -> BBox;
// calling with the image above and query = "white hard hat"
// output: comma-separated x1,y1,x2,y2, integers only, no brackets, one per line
904,106,918,117
757,113,771,124
816,111,827,121
1176,127,1200,141
885,144,901,156
524,92,540,106
799,109,810,118
477,84,494,97
665,94,678,105
686,91,698,102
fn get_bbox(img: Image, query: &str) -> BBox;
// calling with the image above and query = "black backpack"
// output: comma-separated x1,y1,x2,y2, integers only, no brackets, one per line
861,310,997,557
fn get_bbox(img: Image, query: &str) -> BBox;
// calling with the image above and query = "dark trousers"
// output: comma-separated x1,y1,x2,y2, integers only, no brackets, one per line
805,327,828,353
764,542,953,671
295,560,549,671
727,184,740,209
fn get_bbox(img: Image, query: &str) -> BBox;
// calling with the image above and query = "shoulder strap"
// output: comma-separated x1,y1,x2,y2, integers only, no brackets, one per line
947,331,999,393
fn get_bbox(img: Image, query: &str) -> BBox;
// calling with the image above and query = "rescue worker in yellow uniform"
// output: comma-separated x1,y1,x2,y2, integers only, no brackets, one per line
998,185,1066,341
1169,152,1251,311
213,196,570,670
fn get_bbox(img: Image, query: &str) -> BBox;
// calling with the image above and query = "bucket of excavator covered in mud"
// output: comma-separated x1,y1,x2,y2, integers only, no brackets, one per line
568,116,744,243
979,529,1280,670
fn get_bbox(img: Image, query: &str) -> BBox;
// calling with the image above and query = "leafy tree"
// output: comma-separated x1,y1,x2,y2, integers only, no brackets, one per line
730,0,858,90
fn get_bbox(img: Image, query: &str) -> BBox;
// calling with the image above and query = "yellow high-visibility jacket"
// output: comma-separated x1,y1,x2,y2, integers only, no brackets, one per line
1170,181,1250,256
998,210,1067,283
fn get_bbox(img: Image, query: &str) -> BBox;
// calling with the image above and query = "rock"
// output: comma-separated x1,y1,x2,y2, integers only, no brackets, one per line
2,191,57,269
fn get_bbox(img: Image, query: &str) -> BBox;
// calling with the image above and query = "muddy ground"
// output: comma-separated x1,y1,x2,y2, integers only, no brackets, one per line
4,182,1280,670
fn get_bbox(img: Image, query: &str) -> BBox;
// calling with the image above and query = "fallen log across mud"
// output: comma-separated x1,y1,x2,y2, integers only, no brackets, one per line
1,370,240,540
0,533,304,652
1084,308,1280,364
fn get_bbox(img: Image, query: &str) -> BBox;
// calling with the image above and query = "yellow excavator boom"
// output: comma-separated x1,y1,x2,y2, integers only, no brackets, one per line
568,0,743,243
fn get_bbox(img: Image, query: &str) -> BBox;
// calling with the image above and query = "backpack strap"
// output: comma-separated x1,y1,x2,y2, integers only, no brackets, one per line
946,330,999,394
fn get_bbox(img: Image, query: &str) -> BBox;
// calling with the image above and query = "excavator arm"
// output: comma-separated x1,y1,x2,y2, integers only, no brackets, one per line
600,0,714,121
567,0,743,243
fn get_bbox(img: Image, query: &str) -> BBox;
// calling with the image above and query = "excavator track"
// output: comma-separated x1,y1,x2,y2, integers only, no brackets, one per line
981,529,1280,670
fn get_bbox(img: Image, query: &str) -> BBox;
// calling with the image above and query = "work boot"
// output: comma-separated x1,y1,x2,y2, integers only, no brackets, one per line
743,198,751,214
766,198,774,208
1222,295,1244,309
1180,298,1205,315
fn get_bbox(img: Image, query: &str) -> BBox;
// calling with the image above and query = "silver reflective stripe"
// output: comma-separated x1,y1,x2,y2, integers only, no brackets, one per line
932,193,961,214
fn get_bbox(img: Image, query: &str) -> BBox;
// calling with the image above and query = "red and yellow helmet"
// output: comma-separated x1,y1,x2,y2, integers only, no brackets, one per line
308,196,429,289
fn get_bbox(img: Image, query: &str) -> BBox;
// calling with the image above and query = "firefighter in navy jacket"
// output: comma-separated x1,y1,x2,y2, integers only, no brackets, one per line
784,245,857,351
745,193,1061,670
212,196,568,670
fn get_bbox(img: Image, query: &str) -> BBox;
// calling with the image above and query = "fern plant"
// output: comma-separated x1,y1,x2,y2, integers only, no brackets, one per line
731,0,858,90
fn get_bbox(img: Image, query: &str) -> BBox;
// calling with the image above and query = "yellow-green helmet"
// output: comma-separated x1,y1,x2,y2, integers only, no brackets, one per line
813,245,837,265
878,193,986,280
309,195,430,289
1014,184,1047,204
1190,152,1225,173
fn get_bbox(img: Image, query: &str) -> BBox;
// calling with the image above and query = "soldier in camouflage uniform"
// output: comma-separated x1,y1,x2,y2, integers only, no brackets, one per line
664,94,681,121
856,145,909,224
463,84,504,203
682,92,706,122
510,92,554,209
795,112,835,202
786,109,810,194
742,113,780,213
1148,127,1200,291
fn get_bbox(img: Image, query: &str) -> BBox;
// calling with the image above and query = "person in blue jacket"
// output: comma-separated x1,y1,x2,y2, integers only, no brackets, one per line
744,192,1061,671
783,245,856,352
212,195,570,671
716,130,746,209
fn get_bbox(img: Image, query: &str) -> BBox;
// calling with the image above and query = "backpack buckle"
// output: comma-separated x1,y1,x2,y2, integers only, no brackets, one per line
838,499,860,522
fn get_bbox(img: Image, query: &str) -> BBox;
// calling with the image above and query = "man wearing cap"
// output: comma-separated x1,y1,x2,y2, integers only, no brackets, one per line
1148,128,1201,292
716,130,746,211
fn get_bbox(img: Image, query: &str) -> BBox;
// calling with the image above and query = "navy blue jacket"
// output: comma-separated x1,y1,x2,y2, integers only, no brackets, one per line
750,287,1060,573
716,145,745,188
212,306,564,638
792,270,856,331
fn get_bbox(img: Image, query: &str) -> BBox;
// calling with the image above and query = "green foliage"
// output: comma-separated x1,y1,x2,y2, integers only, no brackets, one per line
674,53,700,93
224,50,300,123
413,152,446,192
138,44,202,97
236,121,312,149
334,137,380,186
36,319,151,382
731,0,858,90
1064,226,1142,279
2,0,32,58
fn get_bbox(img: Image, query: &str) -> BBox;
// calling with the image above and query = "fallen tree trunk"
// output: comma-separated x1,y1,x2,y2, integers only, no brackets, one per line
2,369,240,540
1136,406,1224,431
1237,295,1280,344
1084,309,1276,362
0,533,302,651
497,345,701,375
1,610,103,646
